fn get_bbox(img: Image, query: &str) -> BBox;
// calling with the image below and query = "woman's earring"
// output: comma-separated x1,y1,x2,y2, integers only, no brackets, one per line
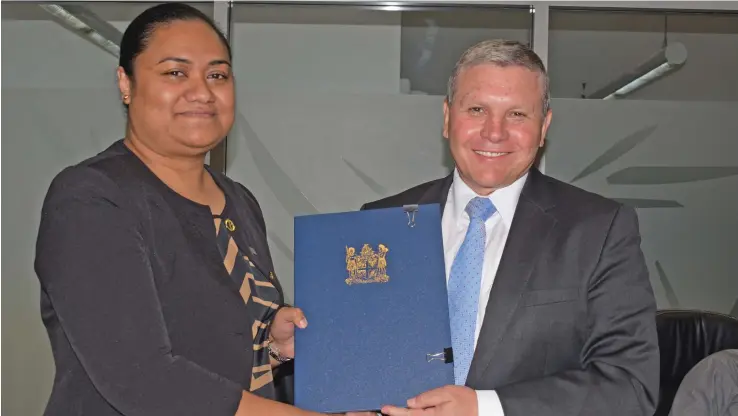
123,94,129,102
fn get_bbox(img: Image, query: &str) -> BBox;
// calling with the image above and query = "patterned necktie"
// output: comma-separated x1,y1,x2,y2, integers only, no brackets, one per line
448,196,496,385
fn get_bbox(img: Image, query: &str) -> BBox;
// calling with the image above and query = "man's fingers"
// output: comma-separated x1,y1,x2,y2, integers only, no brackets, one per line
407,387,451,409
380,405,413,416
381,406,432,416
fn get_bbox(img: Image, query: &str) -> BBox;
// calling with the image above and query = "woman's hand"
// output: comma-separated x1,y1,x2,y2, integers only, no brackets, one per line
269,306,307,358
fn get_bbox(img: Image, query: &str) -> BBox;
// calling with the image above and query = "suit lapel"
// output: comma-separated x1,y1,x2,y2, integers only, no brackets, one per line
210,173,276,286
466,169,557,385
418,173,453,214
121,146,268,302
174,206,248,299
230,209,273,282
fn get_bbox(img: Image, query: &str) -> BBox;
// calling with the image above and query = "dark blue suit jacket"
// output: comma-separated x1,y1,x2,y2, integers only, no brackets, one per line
35,140,285,415
362,168,660,416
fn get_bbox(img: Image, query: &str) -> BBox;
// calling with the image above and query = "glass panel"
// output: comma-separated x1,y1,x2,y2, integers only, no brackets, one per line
400,7,532,95
0,3,211,414
228,4,533,302
546,8,738,316
68,1,214,22
549,9,738,101
545,99,738,316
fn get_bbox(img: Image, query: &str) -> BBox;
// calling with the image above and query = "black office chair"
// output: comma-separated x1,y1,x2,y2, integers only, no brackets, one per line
655,309,738,416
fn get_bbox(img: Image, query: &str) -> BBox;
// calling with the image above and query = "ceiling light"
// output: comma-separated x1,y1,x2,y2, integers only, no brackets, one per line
39,4,122,57
588,42,688,100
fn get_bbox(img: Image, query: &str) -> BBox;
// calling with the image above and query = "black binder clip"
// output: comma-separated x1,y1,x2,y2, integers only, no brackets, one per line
403,204,418,228
426,347,453,364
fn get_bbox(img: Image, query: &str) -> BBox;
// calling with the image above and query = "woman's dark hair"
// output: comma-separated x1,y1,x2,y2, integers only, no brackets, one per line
119,2,232,79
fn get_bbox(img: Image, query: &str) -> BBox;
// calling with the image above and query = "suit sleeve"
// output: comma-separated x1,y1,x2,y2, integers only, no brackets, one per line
35,167,243,416
495,205,659,416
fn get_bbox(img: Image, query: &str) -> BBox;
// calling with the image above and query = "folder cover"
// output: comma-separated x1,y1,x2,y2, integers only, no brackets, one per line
293,204,454,413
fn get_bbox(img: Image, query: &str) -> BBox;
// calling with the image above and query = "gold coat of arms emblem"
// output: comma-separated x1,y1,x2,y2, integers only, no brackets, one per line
345,243,389,285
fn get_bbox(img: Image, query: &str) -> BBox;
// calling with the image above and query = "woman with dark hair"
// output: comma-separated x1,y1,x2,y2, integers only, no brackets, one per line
34,3,334,415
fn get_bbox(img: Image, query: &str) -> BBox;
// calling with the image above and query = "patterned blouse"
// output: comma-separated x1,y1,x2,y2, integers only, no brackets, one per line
213,204,281,399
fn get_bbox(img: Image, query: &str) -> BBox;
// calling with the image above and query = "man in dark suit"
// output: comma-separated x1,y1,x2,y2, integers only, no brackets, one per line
363,40,659,416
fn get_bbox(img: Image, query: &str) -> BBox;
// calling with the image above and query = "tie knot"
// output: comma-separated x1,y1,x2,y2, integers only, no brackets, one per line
465,197,496,222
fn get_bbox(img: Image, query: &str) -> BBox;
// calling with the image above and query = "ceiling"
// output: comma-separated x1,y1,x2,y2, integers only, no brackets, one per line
2,2,736,34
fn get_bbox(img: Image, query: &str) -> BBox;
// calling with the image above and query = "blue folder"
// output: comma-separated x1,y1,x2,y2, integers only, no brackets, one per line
294,204,454,413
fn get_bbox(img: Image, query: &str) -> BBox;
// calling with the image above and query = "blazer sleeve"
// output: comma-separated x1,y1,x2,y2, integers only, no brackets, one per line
34,166,243,416
495,205,660,416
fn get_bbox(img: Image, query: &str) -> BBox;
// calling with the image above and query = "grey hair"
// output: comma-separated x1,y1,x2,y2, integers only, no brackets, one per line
447,39,550,115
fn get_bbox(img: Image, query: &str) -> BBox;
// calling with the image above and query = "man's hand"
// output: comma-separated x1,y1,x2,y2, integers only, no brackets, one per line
380,386,478,416
268,306,307,358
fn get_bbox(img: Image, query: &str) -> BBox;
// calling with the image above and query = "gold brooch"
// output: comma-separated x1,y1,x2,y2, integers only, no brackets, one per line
225,219,236,232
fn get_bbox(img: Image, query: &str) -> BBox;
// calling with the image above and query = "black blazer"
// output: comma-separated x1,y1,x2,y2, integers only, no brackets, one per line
35,140,285,415
362,168,660,416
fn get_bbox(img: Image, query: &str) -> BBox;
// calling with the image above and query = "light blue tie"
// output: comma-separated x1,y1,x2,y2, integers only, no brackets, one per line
448,196,496,385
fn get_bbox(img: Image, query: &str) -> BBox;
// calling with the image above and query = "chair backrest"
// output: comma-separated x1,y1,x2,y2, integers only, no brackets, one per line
655,309,738,416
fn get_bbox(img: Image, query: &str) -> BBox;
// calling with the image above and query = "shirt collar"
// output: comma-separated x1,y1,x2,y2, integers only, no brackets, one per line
448,168,528,228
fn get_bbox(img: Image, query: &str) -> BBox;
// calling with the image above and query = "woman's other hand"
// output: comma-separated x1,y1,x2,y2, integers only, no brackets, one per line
269,306,307,358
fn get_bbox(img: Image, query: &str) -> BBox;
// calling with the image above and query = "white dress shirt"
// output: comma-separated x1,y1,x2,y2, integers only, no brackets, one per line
441,169,528,416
